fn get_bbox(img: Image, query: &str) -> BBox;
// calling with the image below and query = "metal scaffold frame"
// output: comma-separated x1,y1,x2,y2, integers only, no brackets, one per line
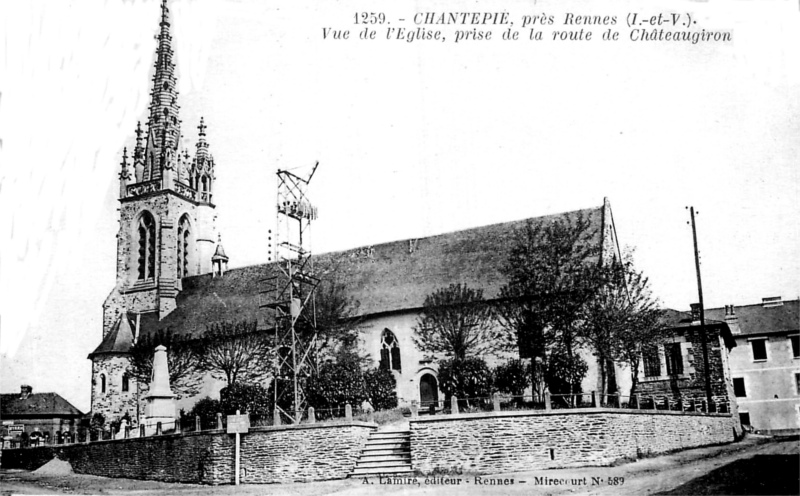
261,162,320,424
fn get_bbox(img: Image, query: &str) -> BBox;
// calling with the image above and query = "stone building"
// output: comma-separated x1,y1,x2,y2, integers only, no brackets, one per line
706,297,800,434
634,308,740,421
89,0,636,424
1,386,84,445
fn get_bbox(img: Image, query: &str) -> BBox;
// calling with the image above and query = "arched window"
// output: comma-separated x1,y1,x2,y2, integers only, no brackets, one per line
177,215,191,278
121,373,129,393
201,175,209,193
379,329,401,372
100,374,106,394
137,212,156,280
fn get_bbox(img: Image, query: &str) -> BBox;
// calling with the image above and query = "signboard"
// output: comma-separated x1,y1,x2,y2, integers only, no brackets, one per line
8,425,24,432
226,414,250,434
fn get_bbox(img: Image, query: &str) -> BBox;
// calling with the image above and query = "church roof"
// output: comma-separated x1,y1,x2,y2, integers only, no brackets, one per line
1,391,83,418
147,205,606,339
88,312,157,357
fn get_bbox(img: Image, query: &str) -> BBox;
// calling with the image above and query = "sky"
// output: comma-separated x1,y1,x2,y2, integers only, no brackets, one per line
1,0,798,412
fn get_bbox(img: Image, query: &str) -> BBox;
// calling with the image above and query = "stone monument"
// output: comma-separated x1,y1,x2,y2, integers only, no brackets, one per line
143,345,176,435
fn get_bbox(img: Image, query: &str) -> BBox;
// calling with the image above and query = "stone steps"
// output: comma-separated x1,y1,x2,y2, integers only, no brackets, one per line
350,430,413,477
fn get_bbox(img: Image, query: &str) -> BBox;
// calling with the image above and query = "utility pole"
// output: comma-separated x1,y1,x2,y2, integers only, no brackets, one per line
687,206,714,409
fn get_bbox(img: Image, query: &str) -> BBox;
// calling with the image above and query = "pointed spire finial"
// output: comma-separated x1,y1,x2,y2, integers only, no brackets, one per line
198,117,207,137
119,148,131,181
160,0,170,26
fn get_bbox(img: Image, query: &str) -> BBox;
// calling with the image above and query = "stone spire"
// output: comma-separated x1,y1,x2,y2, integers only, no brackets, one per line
192,117,215,202
212,234,229,277
142,0,181,184
119,147,131,198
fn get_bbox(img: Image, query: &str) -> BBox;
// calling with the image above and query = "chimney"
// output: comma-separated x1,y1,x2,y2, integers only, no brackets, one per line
20,385,32,399
690,303,701,324
724,305,741,334
762,296,783,308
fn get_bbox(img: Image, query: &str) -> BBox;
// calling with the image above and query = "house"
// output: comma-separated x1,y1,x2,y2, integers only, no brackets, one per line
1,385,84,446
705,297,800,434
632,308,741,433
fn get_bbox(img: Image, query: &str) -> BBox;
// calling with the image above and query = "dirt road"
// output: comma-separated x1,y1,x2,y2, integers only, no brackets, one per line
1,435,797,495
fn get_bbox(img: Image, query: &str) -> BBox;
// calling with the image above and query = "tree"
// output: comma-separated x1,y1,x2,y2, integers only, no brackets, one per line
199,319,273,387
498,212,606,399
363,368,398,410
310,259,365,366
583,253,665,396
128,328,203,399
305,361,368,415
493,359,530,396
415,283,508,362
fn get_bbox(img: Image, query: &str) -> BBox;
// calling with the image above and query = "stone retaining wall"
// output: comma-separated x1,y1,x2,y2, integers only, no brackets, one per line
410,408,734,474
1,421,375,485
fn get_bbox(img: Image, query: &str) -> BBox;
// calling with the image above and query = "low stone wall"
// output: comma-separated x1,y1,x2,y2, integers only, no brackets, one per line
410,408,734,474
1,421,375,485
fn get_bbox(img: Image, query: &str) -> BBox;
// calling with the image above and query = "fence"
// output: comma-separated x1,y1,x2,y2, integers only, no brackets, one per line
3,403,374,450
407,391,730,418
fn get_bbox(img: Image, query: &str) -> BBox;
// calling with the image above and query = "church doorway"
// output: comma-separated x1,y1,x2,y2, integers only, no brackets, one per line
419,373,439,408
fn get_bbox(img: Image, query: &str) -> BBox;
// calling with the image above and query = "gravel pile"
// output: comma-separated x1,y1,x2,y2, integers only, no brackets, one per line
33,458,74,475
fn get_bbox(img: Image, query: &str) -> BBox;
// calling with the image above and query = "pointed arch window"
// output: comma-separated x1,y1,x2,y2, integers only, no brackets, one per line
379,329,401,372
121,373,130,393
177,215,192,278
137,212,156,280
100,374,106,394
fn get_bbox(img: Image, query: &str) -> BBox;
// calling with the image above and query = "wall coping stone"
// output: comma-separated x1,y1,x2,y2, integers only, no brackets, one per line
410,408,731,424
249,420,377,433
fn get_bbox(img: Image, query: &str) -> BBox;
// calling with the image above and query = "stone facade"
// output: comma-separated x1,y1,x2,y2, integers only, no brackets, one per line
90,356,140,424
1,422,375,485
410,409,735,474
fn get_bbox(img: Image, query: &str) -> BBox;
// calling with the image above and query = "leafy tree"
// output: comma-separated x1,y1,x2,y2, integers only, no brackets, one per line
312,266,364,362
545,343,589,402
493,359,530,396
415,283,508,362
498,212,605,398
583,253,665,396
128,328,203,399
363,368,398,410
437,357,493,401
199,319,273,387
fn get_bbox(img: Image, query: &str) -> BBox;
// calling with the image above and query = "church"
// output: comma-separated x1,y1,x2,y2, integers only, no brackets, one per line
88,1,625,426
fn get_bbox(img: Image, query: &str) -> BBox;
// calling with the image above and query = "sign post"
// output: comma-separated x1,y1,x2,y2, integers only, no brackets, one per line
227,410,250,486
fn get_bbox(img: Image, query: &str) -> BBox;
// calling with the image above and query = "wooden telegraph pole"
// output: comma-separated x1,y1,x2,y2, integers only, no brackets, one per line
687,206,714,409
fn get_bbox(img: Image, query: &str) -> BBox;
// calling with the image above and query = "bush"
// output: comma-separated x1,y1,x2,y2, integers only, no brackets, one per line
220,382,271,416
363,368,398,410
185,396,221,429
545,348,588,397
493,359,530,396
437,357,493,400
306,361,367,412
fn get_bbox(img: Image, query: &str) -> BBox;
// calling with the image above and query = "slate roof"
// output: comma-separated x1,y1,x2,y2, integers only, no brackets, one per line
88,312,158,357
0,392,83,418
705,299,799,337
660,308,736,349
147,205,605,339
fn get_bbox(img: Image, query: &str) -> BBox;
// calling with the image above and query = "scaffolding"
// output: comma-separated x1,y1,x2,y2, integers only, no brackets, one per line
261,162,320,424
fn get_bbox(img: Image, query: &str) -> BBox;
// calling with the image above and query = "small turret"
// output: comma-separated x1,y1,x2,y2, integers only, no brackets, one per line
212,234,229,277
119,148,131,198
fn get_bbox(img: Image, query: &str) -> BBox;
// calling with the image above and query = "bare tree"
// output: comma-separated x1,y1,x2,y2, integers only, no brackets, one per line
128,329,203,400
583,252,665,396
415,283,508,361
200,320,273,387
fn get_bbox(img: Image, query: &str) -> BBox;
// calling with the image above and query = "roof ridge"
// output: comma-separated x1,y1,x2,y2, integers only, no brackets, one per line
181,204,603,283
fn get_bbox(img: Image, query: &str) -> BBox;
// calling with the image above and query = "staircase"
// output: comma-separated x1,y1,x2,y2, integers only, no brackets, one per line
351,430,413,477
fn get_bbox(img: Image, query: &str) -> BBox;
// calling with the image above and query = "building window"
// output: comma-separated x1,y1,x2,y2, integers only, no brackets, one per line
790,336,799,358
137,212,156,280
643,347,661,377
379,329,401,372
177,215,191,278
795,373,800,395
750,339,767,361
665,343,684,375
733,377,746,397
739,412,751,426
100,374,106,394
122,374,129,393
